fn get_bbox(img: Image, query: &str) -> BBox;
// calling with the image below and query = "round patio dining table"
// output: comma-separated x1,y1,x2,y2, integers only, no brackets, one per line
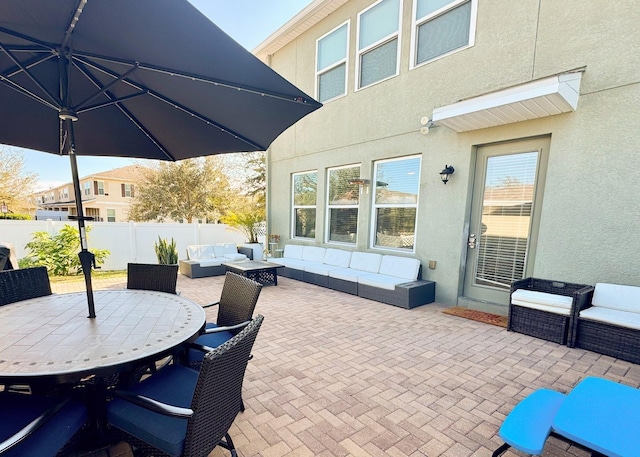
0,289,206,388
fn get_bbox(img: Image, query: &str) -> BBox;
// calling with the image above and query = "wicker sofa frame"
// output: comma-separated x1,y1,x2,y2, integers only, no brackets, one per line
568,284,640,363
508,277,594,345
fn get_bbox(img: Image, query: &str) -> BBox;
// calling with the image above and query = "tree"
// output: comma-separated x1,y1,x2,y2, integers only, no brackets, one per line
244,151,266,206
0,148,38,213
127,157,233,223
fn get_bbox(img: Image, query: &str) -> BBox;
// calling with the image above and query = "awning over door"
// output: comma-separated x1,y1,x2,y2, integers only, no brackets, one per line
432,71,583,132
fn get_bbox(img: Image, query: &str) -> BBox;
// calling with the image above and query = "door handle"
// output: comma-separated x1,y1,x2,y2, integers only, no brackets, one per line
468,233,477,249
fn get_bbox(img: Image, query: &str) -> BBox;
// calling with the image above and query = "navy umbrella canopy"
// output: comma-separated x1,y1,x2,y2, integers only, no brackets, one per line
0,0,321,317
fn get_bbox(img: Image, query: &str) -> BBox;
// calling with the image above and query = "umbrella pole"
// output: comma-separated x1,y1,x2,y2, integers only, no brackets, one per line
63,118,97,318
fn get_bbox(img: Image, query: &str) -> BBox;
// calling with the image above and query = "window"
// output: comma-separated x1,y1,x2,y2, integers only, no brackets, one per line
372,156,421,251
412,0,476,67
357,0,400,89
95,181,105,195
326,165,361,244
107,209,116,222
122,183,134,197
292,171,317,239
83,182,91,196
316,22,349,103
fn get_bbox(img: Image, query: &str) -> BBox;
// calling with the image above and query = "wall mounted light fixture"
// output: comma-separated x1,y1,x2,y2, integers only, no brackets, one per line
440,165,455,185
420,116,439,135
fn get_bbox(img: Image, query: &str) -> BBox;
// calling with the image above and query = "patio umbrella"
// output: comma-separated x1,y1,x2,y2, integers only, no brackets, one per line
0,0,321,317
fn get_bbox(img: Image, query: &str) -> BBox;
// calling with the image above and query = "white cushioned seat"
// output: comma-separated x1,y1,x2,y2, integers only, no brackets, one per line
511,289,572,315
198,258,225,267
305,263,341,276
349,252,382,273
358,273,409,290
328,267,376,282
283,244,304,260
302,246,326,263
323,248,351,268
187,245,215,260
378,255,420,280
580,307,640,330
592,283,640,313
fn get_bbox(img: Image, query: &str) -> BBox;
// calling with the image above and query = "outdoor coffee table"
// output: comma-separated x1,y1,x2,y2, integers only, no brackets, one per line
223,260,284,286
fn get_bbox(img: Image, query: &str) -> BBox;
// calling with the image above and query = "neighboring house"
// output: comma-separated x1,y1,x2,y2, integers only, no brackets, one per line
256,0,640,312
30,165,146,222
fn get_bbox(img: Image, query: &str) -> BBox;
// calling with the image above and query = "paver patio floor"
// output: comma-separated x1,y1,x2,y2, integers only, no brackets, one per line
54,274,640,457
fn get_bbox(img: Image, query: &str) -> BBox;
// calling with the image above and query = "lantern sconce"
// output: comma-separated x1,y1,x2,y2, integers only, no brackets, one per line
439,165,455,185
420,116,439,135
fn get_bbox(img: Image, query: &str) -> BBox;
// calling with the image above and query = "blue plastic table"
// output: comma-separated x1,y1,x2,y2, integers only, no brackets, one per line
553,376,640,457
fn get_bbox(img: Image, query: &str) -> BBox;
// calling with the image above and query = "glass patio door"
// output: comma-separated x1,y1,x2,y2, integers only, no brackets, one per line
463,137,549,305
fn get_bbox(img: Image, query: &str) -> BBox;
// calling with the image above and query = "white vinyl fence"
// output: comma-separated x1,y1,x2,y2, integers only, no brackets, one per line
0,220,264,270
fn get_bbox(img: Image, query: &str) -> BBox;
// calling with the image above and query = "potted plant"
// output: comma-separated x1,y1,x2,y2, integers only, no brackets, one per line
222,208,265,260
154,236,178,265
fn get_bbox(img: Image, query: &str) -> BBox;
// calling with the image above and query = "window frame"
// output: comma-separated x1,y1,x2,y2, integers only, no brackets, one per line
325,164,361,245
315,21,350,104
410,0,478,70
355,0,402,91
106,208,116,222
291,170,318,240
370,155,422,253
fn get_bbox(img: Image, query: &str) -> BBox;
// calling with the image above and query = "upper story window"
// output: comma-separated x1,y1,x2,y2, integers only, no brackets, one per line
357,0,401,90
371,155,421,252
326,165,360,244
95,181,105,196
292,171,318,239
122,183,134,198
83,182,91,196
316,22,349,103
412,0,476,68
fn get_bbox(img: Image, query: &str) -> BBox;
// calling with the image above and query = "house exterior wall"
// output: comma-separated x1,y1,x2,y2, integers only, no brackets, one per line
264,0,640,308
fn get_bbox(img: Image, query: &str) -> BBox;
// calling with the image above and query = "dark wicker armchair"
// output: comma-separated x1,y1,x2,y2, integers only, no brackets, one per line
107,315,264,457
0,266,52,306
127,263,178,294
187,272,262,367
508,277,594,345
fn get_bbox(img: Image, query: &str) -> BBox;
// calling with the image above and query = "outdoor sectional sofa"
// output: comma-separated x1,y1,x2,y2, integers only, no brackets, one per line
270,244,435,309
178,243,253,278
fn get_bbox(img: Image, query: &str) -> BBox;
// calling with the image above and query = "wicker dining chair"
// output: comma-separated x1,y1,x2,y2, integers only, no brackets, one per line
127,263,179,295
0,393,88,457
106,315,264,457
0,266,52,306
186,272,262,367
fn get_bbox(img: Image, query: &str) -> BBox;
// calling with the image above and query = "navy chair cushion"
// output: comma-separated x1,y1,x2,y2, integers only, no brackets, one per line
107,364,199,457
0,393,87,457
187,323,234,365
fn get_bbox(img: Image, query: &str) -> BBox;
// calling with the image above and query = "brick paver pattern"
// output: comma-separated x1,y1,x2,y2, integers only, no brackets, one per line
53,275,640,457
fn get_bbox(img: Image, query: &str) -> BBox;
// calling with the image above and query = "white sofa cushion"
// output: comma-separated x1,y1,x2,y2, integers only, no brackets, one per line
187,245,215,260
592,283,640,313
305,263,341,276
329,267,376,282
198,258,225,267
283,244,304,260
213,243,237,257
378,256,420,280
349,252,382,273
302,246,326,263
323,248,351,268
580,307,640,330
358,273,409,291
223,253,247,261
512,290,573,310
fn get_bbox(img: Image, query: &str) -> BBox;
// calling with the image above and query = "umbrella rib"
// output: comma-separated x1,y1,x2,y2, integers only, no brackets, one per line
73,54,266,151
74,64,140,109
77,92,147,114
0,41,62,108
72,50,322,108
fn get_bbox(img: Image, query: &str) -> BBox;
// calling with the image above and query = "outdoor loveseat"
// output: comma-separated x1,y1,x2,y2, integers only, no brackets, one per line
270,244,435,309
178,243,253,278
569,283,640,364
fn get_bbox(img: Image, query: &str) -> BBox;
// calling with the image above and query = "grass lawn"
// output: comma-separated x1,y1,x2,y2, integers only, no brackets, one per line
49,270,127,284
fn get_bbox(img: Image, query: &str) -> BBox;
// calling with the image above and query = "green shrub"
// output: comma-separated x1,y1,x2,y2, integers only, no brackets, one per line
21,224,110,276
154,236,178,264
0,213,31,220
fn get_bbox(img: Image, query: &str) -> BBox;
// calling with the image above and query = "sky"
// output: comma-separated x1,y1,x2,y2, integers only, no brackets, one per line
10,0,313,191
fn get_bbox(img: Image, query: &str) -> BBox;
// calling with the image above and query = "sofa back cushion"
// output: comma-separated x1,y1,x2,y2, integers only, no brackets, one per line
349,252,382,273
213,243,237,257
284,244,304,260
592,283,640,313
302,246,326,263
323,248,351,268
379,256,420,280
187,245,215,260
